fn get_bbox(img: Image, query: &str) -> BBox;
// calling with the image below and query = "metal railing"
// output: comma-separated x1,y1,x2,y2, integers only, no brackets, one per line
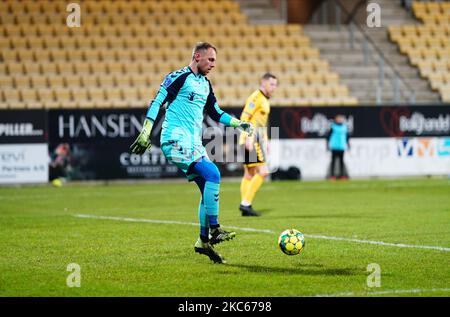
311,0,417,105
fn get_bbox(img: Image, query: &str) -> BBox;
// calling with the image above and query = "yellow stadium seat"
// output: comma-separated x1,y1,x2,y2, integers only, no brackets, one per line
17,50,35,62
138,87,156,105
342,96,359,106
71,88,89,106
324,73,340,85
81,50,99,62
402,25,418,37
303,48,321,59
3,25,23,37
3,89,21,103
50,50,68,62
28,37,45,50
0,76,15,89
317,85,334,99
106,89,128,108
34,50,51,63
307,73,323,85
88,88,108,108
14,76,31,88
123,87,142,108
286,24,302,36
106,62,124,74
2,50,18,63
10,37,28,50
48,76,65,88
81,76,98,88
313,60,330,72
426,2,441,13
388,25,402,41
54,88,72,102
301,86,317,99
436,49,449,59
333,85,350,97
21,89,38,106
7,63,24,75
98,75,116,87
297,62,315,72
36,89,54,107
72,62,92,75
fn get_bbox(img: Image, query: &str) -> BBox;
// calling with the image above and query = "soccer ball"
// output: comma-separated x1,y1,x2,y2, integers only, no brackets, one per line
278,229,305,255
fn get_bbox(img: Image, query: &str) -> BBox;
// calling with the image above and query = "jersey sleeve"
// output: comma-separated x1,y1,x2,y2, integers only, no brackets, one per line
146,86,168,122
204,78,238,126
146,71,190,122
240,95,259,124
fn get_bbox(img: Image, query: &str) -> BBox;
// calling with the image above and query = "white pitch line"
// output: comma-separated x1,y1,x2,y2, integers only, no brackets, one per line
73,214,450,252
304,234,450,252
314,288,450,297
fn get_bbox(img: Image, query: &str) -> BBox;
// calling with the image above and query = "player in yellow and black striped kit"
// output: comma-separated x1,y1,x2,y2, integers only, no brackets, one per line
238,73,278,216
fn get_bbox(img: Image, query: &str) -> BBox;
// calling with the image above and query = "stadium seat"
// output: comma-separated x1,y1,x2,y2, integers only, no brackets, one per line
391,0,450,100
0,0,356,108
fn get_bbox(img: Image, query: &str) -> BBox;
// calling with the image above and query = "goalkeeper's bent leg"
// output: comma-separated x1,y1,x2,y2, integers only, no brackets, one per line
192,158,221,228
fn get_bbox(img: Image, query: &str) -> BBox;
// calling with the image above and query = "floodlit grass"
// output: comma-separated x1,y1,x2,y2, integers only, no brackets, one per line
0,177,449,297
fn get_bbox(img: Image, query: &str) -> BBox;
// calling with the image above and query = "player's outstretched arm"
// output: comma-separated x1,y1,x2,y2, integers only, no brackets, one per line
204,83,254,136
130,78,171,155
208,103,254,137
130,118,153,154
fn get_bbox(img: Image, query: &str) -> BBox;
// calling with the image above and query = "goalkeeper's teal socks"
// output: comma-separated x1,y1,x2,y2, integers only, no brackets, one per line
192,159,222,242
204,181,219,226
198,199,209,242
198,181,220,242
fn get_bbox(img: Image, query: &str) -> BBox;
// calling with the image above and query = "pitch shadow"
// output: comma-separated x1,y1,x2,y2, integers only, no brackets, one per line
227,263,359,276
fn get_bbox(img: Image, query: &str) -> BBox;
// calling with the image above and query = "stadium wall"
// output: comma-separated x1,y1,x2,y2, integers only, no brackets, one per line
0,106,449,183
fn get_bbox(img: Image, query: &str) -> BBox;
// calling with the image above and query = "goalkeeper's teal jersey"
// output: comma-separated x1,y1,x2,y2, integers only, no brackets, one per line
146,66,228,147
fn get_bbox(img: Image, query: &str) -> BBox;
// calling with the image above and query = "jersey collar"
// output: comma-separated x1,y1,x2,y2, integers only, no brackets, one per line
259,89,270,99
188,66,203,78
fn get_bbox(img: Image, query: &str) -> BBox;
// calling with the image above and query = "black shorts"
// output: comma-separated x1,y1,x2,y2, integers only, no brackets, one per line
243,141,266,167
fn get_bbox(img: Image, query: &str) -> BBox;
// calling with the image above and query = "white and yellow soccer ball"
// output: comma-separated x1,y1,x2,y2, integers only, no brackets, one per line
278,229,305,255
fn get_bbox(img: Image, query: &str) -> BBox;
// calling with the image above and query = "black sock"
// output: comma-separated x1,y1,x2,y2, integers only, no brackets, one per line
210,224,220,229
200,235,209,243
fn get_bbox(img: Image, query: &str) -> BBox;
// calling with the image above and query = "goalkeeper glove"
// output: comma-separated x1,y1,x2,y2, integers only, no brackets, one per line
230,118,254,137
130,118,153,155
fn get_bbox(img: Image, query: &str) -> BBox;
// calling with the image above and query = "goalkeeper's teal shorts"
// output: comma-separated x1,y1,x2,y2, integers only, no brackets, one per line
161,141,208,181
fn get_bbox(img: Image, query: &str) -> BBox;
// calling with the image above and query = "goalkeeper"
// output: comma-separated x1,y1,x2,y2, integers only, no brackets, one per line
130,42,253,264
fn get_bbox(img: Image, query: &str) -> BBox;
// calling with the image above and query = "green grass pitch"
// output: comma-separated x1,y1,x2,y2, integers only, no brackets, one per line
0,177,449,297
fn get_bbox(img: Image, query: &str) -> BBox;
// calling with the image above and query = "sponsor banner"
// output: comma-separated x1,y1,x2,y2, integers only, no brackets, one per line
48,108,242,144
0,144,49,184
47,109,175,180
46,106,450,180
269,137,450,179
48,108,150,142
48,141,182,180
48,108,243,180
51,105,450,142
270,106,450,139
0,110,47,144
